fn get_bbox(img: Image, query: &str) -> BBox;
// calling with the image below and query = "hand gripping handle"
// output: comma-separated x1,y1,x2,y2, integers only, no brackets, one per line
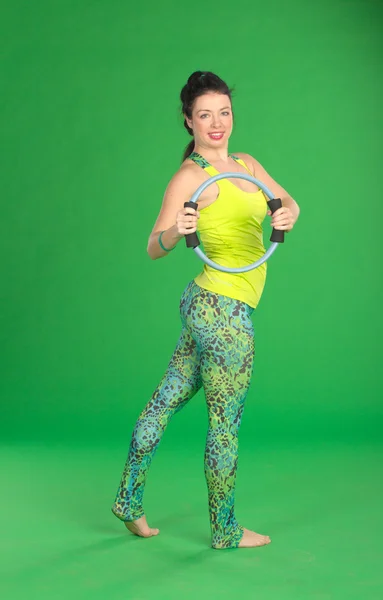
184,198,285,248
184,201,201,248
267,198,285,243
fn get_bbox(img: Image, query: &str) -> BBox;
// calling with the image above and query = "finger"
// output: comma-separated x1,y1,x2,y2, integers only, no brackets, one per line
273,208,291,219
272,217,290,226
272,224,290,229
271,208,284,217
272,215,291,224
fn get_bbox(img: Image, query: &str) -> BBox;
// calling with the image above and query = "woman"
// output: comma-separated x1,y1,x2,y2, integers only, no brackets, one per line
112,71,300,549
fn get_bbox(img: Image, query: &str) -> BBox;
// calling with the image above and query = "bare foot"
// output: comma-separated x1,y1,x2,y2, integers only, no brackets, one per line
238,528,271,548
124,515,160,538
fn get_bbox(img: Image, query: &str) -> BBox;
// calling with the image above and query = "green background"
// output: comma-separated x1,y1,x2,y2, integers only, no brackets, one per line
1,0,382,598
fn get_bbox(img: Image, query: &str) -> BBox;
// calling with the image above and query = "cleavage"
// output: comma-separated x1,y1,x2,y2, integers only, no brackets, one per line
210,160,259,193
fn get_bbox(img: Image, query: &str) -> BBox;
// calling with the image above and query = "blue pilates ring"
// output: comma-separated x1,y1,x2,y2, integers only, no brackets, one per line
184,172,284,273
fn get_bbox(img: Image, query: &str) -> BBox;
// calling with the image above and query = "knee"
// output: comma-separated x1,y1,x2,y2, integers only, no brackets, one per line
207,421,240,449
208,410,243,440
132,417,163,455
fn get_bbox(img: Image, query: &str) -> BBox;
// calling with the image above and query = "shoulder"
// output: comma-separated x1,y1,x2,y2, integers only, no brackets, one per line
232,152,266,173
164,159,206,195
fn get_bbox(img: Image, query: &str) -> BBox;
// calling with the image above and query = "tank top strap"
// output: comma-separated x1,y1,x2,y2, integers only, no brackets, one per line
188,151,219,177
189,151,253,177
230,154,253,175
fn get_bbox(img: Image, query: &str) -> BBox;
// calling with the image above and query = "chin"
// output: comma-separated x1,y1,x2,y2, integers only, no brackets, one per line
206,138,227,148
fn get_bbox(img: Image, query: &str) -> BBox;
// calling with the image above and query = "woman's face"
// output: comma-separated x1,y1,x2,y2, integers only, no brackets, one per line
185,92,233,150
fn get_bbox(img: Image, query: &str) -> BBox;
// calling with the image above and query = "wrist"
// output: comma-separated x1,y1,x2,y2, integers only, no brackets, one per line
158,225,182,253
169,223,183,241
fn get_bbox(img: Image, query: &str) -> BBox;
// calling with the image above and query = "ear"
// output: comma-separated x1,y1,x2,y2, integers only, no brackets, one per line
184,114,193,130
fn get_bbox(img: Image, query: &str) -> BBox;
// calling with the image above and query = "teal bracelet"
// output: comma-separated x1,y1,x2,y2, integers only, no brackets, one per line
158,230,175,252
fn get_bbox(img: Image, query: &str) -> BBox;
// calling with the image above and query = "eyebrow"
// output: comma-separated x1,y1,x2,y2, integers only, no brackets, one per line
196,106,231,113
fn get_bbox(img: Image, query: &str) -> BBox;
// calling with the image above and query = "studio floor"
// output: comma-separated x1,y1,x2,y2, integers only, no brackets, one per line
1,438,382,599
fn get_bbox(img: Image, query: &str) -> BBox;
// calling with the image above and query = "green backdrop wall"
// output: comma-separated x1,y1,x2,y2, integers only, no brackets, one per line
1,0,382,446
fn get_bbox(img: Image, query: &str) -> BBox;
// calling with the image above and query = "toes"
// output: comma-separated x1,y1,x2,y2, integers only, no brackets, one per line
137,527,152,537
139,528,160,538
124,519,160,538
140,528,157,537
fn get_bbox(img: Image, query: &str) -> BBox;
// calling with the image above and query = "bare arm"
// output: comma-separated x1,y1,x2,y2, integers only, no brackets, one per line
147,165,201,260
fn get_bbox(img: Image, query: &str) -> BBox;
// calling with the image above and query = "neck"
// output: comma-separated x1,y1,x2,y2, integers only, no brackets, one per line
193,144,230,163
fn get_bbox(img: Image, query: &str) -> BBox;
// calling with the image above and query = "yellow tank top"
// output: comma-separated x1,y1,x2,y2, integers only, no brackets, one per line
189,152,268,309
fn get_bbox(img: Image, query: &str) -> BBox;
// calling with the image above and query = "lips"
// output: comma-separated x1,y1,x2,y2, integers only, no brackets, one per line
208,132,224,140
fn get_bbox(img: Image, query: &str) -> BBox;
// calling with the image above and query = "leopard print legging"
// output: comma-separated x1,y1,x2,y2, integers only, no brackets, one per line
111,279,255,549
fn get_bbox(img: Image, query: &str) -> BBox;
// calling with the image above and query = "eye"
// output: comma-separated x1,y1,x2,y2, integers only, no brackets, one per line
200,113,209,119
222,111,230,116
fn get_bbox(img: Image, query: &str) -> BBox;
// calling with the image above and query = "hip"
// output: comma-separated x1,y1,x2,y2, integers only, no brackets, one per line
179,279,255,338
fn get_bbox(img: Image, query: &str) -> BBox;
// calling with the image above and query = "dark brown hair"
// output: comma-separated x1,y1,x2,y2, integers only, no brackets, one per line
180,71,234,162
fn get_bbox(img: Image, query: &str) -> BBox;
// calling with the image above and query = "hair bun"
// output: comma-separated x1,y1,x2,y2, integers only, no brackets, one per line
187,71,205,85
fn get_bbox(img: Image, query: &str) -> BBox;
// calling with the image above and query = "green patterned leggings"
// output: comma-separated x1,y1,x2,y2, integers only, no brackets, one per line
112,280,255,548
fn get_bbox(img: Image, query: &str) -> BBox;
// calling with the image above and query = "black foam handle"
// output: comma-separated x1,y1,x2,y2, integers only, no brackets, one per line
184,201,201,248
267,198,285,243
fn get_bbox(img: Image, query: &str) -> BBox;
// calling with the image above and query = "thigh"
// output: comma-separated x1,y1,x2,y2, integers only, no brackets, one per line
202,311,254,424
141,325,202,421
182,284,255,424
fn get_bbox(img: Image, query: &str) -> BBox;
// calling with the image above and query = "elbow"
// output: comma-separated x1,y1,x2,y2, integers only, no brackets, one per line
147,242,162,261
147,247,156,260
147,236,155,260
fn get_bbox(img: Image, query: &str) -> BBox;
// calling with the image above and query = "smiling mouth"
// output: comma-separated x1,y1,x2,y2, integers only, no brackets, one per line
208,132,224,139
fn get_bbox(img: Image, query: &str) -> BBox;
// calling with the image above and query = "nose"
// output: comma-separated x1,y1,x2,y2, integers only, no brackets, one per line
211,114,222,128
